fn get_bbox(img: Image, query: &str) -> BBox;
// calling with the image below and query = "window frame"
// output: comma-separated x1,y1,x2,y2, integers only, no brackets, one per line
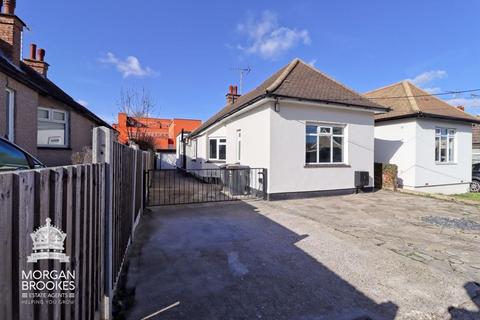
208,137,226,161
192,139,197,160
435,127,456,164
236,130,241,162
37,107,69,148
305,123,346,165
5,88,15,142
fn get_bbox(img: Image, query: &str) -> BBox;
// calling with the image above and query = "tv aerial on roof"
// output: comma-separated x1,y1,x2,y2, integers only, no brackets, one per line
231,66,251,94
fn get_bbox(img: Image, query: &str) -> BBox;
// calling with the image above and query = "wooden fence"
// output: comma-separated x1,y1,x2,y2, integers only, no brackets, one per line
0,127,153,320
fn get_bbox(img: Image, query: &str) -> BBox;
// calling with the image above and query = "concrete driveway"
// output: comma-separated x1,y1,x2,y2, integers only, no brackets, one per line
119,191,480,320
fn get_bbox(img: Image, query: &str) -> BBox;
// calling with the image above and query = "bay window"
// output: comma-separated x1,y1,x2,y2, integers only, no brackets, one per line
37,107,69,147
435,128,455,163
209,137,226,161
306,123,345,164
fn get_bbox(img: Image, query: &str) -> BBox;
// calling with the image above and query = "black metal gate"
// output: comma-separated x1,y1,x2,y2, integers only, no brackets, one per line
145,168,266,206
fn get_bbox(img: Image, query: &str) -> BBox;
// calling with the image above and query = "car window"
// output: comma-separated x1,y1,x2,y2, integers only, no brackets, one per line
0,140,30,171
474,164,480,171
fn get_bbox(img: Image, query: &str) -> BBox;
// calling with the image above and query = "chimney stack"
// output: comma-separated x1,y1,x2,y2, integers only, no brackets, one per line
457,106,465,112
0,0,24,65
226,85,241,104
23,44,49,77
38,48,45,61
3,0,15,15
29,43,36,59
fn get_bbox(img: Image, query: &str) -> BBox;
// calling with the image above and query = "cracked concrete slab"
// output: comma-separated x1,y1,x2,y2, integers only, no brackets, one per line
119,191,480,319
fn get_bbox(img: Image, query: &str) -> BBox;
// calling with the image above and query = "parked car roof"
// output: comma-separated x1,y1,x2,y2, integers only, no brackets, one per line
190,58,388,137
0,55,112,128
0,137,45,171
365,81,480,124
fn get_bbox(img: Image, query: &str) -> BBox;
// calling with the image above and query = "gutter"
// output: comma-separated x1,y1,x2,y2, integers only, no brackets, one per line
272,94,390,113
375,111,480,124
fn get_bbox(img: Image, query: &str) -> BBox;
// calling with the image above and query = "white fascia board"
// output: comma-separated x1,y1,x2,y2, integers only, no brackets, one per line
278,97,386,114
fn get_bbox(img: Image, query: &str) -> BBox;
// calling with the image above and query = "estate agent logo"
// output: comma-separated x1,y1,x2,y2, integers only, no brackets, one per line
27,218,70,263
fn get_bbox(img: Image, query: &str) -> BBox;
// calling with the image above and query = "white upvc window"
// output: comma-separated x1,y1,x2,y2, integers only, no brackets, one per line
208,137,226,161
5,88,14,142
435,127,456,163
236,130,241,162
192,139,197,160
306,123,345,164
37,107,69,147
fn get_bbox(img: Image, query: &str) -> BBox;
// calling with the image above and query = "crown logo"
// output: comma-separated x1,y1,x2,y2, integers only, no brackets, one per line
27,218,70,263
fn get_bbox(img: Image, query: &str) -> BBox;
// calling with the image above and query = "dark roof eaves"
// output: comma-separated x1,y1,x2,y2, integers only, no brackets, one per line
272,94,391,112
375,112,480,124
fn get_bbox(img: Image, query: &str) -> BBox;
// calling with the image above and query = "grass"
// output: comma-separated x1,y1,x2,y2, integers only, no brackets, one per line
451,192,480,202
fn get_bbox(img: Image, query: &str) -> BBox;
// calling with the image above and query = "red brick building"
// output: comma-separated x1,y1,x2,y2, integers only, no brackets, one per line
112,113,201,151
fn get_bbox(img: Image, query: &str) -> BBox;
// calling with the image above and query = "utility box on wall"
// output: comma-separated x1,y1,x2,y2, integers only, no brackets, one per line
354,171,369,188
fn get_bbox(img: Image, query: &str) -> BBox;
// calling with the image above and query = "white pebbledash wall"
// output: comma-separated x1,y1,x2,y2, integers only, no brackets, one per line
375,118,472,194
185,99,377,196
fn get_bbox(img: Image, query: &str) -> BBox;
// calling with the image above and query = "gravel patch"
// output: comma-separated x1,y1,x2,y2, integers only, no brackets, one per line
422,216,480,230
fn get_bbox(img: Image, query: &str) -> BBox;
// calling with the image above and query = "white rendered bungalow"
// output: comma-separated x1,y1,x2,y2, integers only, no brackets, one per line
366,81,480,194
182,58,388,199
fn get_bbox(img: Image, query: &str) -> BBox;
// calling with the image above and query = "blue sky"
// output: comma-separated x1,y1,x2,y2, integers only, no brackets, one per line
18,0,480,124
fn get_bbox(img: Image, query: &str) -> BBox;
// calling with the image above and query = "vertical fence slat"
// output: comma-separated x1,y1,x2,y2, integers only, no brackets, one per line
0,174,13,320
17,171,35,320
65,167,75,320
74,165,84,320
53,168,65,320
36,169,51,320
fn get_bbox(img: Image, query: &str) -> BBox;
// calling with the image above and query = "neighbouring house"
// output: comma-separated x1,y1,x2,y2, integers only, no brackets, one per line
182,58,389,199
0,0,110,166
472,122,480,163
365,81,480,194
112,112,201,151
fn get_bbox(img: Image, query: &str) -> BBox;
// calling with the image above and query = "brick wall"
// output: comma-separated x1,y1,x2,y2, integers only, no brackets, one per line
0,15,23,65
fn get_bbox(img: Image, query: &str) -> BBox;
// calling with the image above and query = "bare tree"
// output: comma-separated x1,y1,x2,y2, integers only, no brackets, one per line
118,87,156,150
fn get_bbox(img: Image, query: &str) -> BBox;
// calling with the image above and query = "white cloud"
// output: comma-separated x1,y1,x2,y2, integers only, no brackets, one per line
308,59,317,67
76,99,89,107
408,70,447,86
99,52,154,78
445,97,480,108
237,11,310,59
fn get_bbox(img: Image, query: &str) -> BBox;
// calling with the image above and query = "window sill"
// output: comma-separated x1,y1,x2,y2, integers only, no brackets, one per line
206,160,226,163
304,163,350,168
37,146,71,150
435,162,457,165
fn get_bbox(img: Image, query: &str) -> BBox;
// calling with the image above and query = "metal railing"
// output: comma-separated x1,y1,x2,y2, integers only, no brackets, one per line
146,168,267,206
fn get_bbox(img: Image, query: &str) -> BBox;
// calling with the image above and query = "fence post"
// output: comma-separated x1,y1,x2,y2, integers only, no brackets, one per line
93,126,114,320
131,146,138,238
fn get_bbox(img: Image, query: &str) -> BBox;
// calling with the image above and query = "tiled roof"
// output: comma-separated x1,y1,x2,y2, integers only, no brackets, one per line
365,81,480,124
0,55,111,127
190,58,388,137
